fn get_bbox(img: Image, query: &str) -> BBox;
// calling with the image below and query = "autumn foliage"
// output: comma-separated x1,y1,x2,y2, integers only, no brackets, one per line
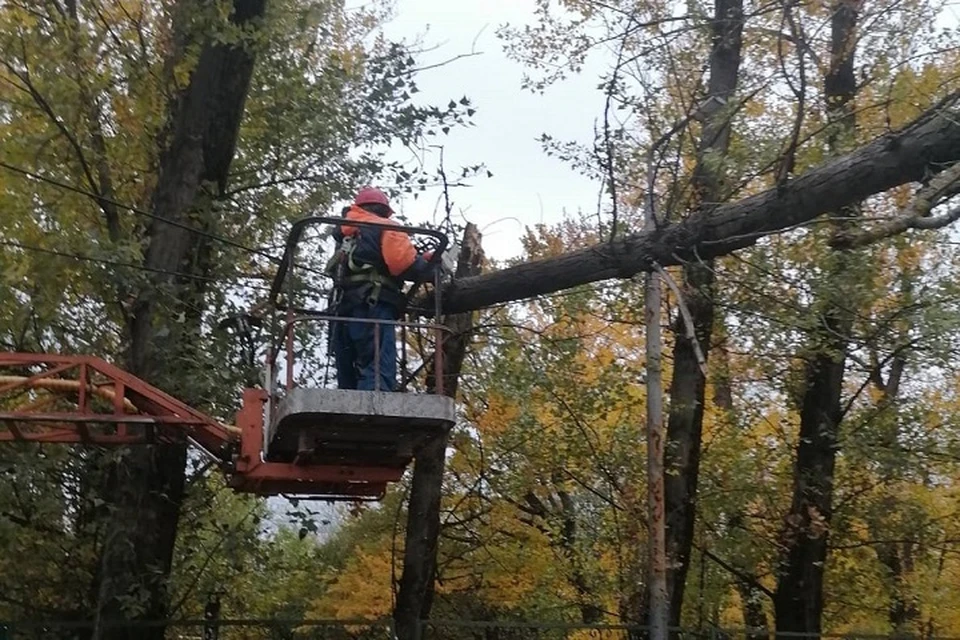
2,0,960,636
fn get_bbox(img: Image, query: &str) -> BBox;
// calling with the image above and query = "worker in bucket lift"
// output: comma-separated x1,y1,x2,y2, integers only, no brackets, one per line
327,186,440,392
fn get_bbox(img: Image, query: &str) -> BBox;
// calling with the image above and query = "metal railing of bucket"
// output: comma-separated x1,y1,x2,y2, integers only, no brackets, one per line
263,215,451,405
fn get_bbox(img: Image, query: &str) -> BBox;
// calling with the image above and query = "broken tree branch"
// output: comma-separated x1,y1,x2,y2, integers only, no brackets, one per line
833,159,960,248
656,263,709,377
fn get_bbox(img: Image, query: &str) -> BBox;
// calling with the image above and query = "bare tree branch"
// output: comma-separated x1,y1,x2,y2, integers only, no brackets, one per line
656,263,708,377
834,159,960,248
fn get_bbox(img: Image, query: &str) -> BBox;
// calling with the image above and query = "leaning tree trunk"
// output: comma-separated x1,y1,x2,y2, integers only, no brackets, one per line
662,0,744,627
92,1,267,637
773,0,859,633
394,224,484,640
441,91,960,315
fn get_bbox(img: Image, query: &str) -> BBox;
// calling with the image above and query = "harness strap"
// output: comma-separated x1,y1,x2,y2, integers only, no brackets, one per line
328,232,402,307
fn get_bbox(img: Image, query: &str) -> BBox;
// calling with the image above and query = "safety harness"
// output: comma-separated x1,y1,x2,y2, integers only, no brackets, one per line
326,231,403,308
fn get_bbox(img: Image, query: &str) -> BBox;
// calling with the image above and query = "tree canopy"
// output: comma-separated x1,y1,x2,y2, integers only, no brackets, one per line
2,0,960,638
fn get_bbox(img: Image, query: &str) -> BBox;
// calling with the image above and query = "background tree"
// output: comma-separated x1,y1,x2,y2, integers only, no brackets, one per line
3,0,960,636
0,0,473,633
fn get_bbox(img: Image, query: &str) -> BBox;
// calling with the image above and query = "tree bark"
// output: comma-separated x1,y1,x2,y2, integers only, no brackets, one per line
663,0,743,627
93,1,267,637
773,0,859,633
877,541,921,636
441,91,960,315
737,577,769,640
645,263,668,640
394,224,484,640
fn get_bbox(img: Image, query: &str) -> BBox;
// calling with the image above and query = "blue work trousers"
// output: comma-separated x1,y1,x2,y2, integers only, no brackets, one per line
331,300,397,391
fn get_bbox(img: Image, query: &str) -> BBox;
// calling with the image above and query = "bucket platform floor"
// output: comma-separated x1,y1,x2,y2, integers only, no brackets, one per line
266,388,455,468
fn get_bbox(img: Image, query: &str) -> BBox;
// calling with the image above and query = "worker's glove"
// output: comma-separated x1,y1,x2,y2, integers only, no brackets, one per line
440,243,458,275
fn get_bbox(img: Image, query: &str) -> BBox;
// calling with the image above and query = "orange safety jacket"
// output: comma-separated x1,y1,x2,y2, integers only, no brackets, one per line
332,206,435,309
340,206,422,277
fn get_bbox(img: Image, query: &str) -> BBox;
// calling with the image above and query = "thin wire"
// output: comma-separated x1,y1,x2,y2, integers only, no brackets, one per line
0,159,337,280
0,160,280,263
0,239,271,290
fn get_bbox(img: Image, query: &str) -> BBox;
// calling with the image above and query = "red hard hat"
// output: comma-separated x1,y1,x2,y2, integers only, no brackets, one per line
353,186,393,214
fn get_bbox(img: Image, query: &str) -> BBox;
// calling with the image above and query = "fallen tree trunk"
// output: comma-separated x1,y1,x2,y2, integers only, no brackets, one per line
442,92,960,314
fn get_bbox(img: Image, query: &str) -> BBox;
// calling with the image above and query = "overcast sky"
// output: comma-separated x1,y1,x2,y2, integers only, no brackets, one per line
372,0,610,261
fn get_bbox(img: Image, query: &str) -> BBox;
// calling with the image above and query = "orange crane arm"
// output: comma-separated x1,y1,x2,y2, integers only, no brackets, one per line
0,353,237,456
0,352,391,499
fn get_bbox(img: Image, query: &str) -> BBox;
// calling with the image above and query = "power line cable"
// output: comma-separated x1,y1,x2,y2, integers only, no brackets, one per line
0,239,271,290
0,159,340,281
0,160,280,263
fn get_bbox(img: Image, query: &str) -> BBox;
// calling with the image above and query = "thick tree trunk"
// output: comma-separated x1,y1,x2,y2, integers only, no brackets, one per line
557,485,604,624
93,1,267,637
877,542,921,636
772,337,847,632
441,92,960,315
394,225,484,640
737,578,769,640
773,0,859,634
663,0,743,627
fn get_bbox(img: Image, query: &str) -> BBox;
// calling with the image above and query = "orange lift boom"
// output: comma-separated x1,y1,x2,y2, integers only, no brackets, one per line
0,217,456,500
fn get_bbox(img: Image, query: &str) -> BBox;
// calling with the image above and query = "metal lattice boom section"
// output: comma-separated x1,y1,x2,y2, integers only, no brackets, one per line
0,352,443,500
0,353,236,455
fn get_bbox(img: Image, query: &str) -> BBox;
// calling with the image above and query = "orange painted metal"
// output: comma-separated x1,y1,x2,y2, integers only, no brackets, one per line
229,388,395,499
0,353,233,454
0,210,457,501
0,355,401,499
